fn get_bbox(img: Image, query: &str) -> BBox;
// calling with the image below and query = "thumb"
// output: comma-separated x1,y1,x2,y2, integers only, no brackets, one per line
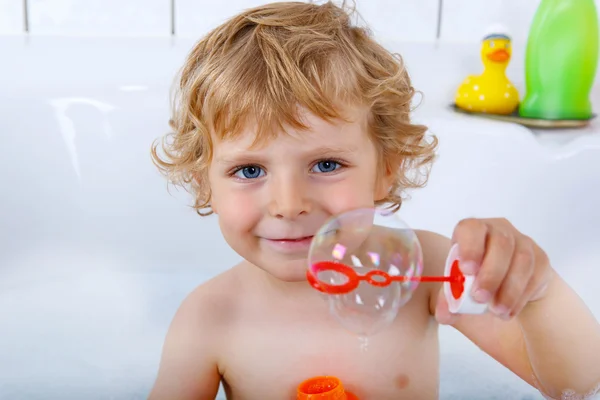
434,287,460,326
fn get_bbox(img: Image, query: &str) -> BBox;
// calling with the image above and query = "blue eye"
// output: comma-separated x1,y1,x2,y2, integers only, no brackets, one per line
312,160,341,173
235,165,264,179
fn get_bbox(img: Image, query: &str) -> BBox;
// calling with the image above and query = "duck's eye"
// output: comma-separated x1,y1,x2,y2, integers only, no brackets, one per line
490,41,495,48
505,42,510,49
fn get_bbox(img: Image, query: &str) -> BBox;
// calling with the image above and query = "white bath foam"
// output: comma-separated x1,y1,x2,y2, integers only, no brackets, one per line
0,249,162,398
439,324,545,399
0,270,151,355
0,234,217,399
0,237,133,288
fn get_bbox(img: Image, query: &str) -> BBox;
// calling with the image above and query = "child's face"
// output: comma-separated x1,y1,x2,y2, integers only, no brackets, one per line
208,107,392,283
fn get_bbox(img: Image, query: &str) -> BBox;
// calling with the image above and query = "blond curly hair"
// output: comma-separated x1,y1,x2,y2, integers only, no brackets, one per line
151,1,437,216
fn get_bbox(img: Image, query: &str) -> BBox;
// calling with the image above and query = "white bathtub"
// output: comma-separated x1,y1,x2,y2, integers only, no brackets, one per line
0,36,599,400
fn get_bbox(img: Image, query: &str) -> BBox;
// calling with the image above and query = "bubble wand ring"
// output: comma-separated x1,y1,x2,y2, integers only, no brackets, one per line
307,261,360,294
307,260,465,295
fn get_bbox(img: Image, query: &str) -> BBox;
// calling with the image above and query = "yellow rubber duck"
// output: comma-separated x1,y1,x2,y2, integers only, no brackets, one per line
455,26,519,115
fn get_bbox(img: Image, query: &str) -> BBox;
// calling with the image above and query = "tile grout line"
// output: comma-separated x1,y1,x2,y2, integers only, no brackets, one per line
22,0,29,33
170,0,176,36
436,0,443,39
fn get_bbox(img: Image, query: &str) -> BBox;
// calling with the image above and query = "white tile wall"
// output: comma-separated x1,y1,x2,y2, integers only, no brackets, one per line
440,0,542,44
0,0,23,34
176,0,438,41
28,0,171,36
441,0,600,44
0,0,598,43
175,0,271,37
353,0,439,42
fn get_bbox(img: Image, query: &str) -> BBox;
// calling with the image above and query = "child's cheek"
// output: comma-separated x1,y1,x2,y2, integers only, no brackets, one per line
217,190,261,229
319,178,376,215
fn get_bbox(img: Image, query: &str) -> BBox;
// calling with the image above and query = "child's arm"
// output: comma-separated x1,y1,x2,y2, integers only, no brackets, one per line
514,271,600,397
422,226,600,400
148,290,222,400
444,272,600,399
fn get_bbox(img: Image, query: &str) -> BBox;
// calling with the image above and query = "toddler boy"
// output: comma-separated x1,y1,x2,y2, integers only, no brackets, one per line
149,2,600,399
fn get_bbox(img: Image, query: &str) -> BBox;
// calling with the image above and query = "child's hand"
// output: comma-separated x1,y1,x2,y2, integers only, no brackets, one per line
438,218,554,323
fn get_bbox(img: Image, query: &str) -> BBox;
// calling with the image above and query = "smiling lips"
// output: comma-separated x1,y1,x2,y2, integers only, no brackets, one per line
274,236,313,241
263,236,314,253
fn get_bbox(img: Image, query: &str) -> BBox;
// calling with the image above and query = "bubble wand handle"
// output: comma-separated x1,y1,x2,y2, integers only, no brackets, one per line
307,261,465,295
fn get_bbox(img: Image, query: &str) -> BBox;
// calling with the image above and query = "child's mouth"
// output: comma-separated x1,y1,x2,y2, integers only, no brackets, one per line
281,236,313,242
263,236,314,253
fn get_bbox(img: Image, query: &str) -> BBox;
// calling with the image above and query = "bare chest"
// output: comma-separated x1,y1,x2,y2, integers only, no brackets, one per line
219,306,440,400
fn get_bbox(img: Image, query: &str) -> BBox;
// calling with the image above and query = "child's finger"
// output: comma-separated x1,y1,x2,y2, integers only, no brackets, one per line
491,241,534,318
472,226,514,304
451,218,488,275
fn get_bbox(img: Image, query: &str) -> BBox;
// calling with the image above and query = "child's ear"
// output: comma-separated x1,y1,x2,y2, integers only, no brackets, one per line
194,172,217,214
375,181,393,202
375,158,399,201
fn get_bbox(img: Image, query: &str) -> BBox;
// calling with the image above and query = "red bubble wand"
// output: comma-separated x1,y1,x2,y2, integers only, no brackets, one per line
307,260,466,296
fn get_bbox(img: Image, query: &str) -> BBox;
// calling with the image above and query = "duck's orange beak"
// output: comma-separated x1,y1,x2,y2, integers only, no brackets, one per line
487,49,510,62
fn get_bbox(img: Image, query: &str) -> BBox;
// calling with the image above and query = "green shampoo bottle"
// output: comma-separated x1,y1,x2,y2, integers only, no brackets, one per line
519,0,599,120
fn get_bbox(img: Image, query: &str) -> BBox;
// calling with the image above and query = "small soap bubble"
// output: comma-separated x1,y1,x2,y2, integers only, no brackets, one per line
308,208,423,339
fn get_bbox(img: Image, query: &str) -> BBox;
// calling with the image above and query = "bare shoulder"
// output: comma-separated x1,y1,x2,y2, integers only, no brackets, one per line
414,229,452,275
182,262,247,324
414,230,452,315
148,262,248,400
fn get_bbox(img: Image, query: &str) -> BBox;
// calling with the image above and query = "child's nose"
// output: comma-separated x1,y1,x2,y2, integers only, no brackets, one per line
267,177,312,220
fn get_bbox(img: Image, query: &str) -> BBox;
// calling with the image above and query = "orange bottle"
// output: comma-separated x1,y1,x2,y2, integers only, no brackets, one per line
297,376,359,400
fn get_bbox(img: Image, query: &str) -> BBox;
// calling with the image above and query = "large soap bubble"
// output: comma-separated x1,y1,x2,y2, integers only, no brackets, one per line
307,208,424,340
